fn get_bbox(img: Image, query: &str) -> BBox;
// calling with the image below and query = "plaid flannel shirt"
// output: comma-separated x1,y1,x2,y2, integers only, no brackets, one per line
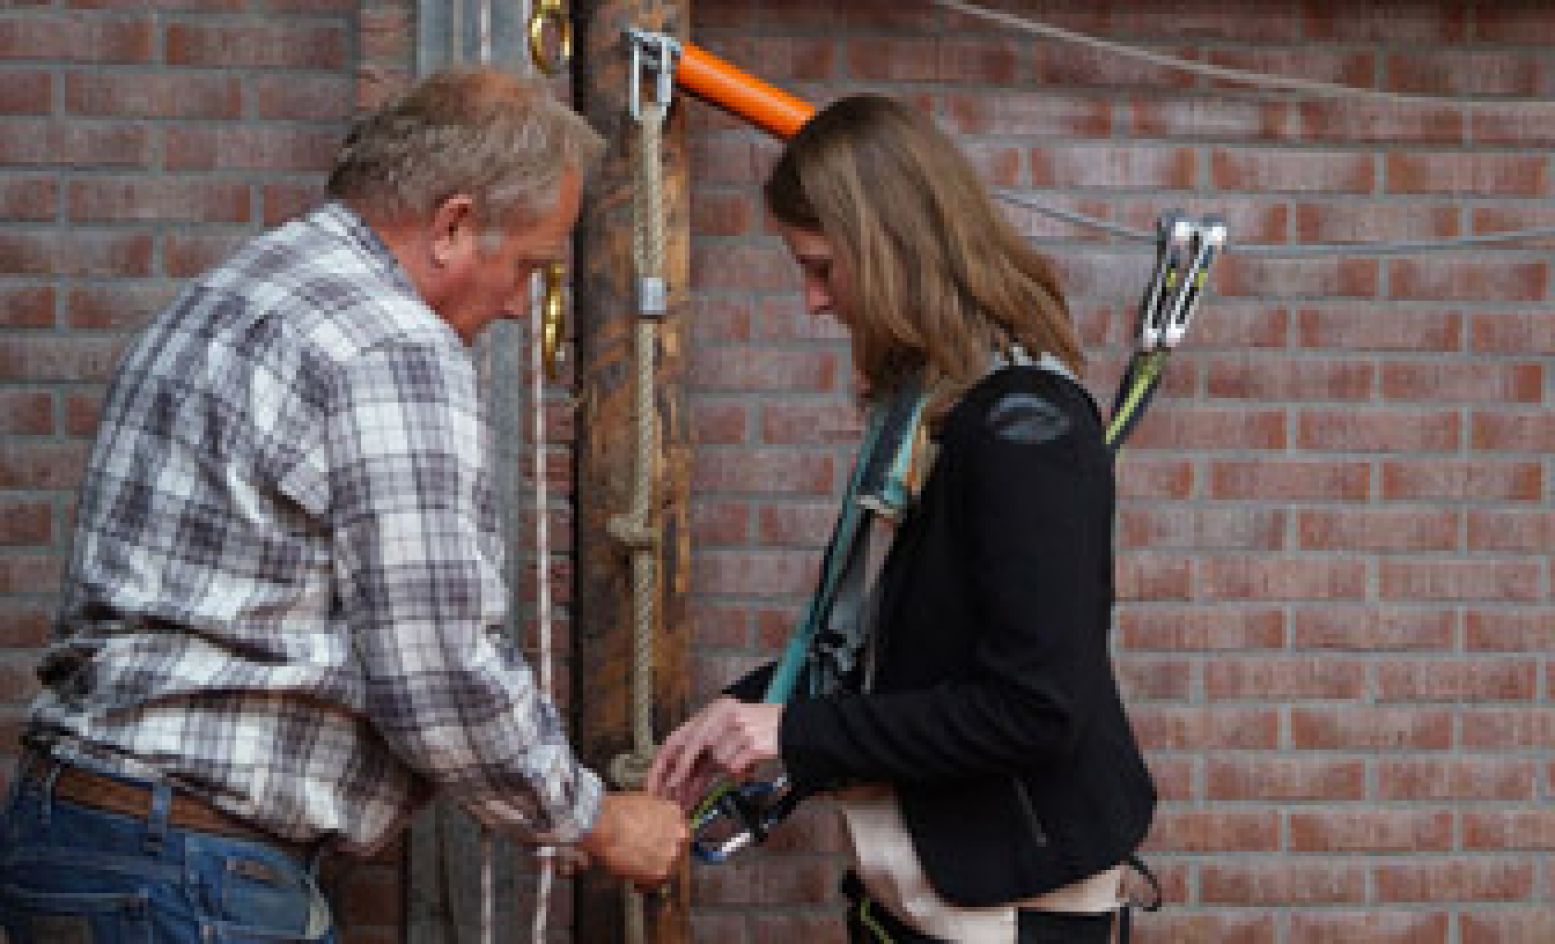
28,202,602,854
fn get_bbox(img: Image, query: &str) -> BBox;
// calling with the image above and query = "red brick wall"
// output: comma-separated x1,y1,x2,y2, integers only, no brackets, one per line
686,2,1553,942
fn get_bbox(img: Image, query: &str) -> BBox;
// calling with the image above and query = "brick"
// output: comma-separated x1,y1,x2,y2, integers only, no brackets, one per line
688,600,749,649
1474,4,1555,43
1131,706,1278,751
692,449,833,496
1388,152,1547,197
1388,258,1548,302
1461,912,1555,944
1468,509,1554,553
0,174,55,221
0,391,52,434
166,127,339,173
0,604,51,648
961,143,1021,186
1379,758,1537,801
1472,109,1555,146
1462,708,1555,750
1464,809,1555,850
697,36,836,85
1295,203,1460,244
1132,913,1275,944
1379,659,1537,702
1115,458,1194,500
1466,609,1555,652
690,244,795,293
166,23,349,69
1298,408,1459,452
1146,756,1195,803
1117,507,1284,551
0,229,153,277
1383,458,1542,501
943,92,1110,138
1471,409,1555,453
0,120,151,167
1209,459,1369,501
1298,100,1463,144
66,72,240,119
756,502,837,547
690,347,839,393
693,191,755,237
0,68,50,115
163,229,255,278
1206,657,1365,700
1471,311,1555,355
1033,144,1196,190
1290,912,1449,944
0,442,90,489
1143,809,1278,852
1114,656,1192,700
358,6,412,64
1304,3,1467,42
690,136,765,186
1212,147,1373,193
67,283,176,331
1297,307,1460,352
0,285,54,328
1297,508,1458,552
1130,98,1292,142
1126,407,1286,451
1201,860,1367,904
1118,606,1285,651
690,400,749,446
1380,559,1542,603
255,74,352,121
1290,810,1453,852
1117,4,1304,41
1113,554,1192,602
1217,256,1378,299
261,183,326,227
1290,706,1452,750
0,15,153,63
1208,47,1375,88
0,499,51,545
1292,606,1455,650
0,337,127,383
0,555,62,596
1199,557,1366,602
1375,858,1534,903
69,177,251,223
1208,757,1366,801
1386,51,1546,97
1030,42,1196,90
1206,355,1373,401
936,38,1021,85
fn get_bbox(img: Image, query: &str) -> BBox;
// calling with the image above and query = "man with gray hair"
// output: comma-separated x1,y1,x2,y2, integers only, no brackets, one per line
0,68,686,944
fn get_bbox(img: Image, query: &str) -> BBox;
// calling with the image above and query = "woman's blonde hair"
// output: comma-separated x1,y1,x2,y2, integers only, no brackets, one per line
328,67,603,231
764,95,1081,413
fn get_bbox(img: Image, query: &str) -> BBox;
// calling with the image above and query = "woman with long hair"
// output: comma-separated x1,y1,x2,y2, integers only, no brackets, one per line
648,95,1156,943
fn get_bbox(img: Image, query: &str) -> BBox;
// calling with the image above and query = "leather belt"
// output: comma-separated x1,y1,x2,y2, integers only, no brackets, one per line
28,761,314,862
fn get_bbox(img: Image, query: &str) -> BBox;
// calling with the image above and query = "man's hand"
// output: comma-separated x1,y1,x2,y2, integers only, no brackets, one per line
575,792,688,889
646,697,784,809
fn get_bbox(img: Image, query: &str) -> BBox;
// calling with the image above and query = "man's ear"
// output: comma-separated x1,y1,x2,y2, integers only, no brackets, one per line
429,194,478,268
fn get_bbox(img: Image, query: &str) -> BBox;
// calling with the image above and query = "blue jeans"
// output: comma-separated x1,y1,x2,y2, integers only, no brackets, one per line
0,758,335,943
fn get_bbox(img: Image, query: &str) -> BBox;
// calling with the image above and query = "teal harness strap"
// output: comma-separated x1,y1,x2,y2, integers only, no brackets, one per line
762,389,928,705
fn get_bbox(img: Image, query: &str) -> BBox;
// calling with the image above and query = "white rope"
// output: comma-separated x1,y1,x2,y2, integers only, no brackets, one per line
993,187,1555,255
934,0,1555,111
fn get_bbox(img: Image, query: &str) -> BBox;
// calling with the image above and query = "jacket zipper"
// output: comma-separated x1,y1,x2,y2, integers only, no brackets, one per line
1012,778,1048,847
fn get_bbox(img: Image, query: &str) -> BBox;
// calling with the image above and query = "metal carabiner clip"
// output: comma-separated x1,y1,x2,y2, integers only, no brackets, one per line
626,28,680,123
528,0,573,76
1162,216,1227,350
1137,211,1193,352
689,775,799,864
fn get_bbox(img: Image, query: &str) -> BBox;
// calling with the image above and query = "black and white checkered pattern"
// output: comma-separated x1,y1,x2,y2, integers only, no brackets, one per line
29,203,601,853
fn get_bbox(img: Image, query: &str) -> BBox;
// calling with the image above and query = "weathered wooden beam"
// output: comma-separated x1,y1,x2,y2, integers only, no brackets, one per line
574,1,692,942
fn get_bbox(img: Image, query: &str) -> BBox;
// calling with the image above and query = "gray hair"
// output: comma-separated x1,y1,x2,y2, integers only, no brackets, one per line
327,67,604,228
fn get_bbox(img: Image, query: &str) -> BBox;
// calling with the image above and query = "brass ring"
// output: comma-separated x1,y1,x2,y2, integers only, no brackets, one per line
527,2,572,76
541,262,565,380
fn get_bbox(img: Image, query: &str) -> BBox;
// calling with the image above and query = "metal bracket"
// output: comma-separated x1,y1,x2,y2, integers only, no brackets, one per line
626,28,680,122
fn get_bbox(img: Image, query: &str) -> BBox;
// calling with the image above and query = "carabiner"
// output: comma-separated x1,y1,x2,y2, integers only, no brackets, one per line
528,0,572,76
627,28,680,123
690,776,798,864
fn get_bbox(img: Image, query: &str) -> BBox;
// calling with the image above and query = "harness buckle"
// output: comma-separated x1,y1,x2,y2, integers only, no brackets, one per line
689,775,799,864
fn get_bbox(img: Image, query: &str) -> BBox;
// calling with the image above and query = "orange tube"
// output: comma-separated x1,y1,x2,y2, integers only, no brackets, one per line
676,42,816,140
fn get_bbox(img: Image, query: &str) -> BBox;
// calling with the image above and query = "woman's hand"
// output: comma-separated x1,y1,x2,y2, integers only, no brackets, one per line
647,697,785,810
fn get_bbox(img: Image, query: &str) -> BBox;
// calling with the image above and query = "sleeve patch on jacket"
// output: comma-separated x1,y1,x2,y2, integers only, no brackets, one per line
985,392,1070,444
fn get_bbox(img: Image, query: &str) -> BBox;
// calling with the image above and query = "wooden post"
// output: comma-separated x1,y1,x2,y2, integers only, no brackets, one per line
573,1,691,942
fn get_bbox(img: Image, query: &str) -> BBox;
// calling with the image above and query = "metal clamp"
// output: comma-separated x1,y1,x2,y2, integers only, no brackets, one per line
627,28,680,122
690,776,799,864
541,262,566,380
528,0,572,76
